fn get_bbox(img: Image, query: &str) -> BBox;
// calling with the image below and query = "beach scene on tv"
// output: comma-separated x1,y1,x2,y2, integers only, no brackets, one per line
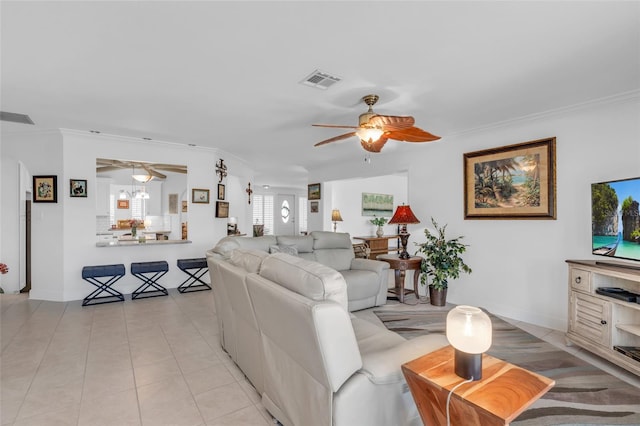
592,178,640,261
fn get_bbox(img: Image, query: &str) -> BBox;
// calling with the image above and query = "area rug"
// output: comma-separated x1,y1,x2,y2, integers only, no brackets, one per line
374,308,640,425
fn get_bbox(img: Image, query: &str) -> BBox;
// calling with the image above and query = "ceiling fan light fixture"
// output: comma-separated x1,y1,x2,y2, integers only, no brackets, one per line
132,174,153,183
356,127,384,143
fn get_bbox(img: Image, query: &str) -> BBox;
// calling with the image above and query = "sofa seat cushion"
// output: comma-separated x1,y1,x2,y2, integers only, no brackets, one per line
351,317,406,354
228,249,270,273
259,253,349,312
351,317,449,385
340,269,383,300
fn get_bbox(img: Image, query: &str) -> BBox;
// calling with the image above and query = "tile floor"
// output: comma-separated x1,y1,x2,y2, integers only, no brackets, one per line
2,291,639,426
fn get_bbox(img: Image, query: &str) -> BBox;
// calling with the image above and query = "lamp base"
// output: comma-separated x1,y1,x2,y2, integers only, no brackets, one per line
398,233,410,259
454,349,482,381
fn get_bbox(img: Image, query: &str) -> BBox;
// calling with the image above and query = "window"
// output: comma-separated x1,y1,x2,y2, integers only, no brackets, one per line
253,195,274,235
281,200,290,223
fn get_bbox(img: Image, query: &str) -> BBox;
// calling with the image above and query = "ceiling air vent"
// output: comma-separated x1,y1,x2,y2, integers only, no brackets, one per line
0,111,35,125
300,70,341,90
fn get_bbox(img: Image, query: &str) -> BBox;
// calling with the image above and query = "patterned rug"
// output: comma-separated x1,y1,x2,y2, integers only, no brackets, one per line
374,308,640,425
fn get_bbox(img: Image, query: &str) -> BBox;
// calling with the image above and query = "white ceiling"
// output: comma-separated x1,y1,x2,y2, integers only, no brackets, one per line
2,1,639,187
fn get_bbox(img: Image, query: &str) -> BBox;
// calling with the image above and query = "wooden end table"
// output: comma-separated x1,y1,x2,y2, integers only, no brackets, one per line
377,254,422,303
402,345,555,426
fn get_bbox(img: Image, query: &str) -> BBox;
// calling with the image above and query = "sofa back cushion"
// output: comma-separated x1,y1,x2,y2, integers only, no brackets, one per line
259,253,348,312
228,249,270,273
213,235,277,258
275,235,316,261
311,231,355,271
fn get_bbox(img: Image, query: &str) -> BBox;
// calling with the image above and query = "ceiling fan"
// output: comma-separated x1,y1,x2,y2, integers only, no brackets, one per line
96,158,187,181
313,94,440,153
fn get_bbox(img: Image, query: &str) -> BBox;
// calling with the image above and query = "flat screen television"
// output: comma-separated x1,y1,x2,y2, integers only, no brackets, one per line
591,176,640,265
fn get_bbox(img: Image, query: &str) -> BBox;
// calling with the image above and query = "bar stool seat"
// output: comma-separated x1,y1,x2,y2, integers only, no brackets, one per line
177,258,211,293
131,261,169,300
82,264,126,306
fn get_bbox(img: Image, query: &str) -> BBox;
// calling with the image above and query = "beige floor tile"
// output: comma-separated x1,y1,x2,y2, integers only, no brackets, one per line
133,357,182,387
17,378,83,421
184,363,237,396
139,394,205,426
137,375,192,409
206,405,271,426
83,365,136,401
175,351,224,375
194,382,252,422
78,388,141,426
12,406,80,426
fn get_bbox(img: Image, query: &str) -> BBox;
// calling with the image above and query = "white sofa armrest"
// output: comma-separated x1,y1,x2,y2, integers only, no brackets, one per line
358,334,449,385
350,258,389,274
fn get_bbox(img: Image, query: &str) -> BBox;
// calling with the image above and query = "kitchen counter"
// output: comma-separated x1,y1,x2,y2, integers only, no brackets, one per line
96,239,191,247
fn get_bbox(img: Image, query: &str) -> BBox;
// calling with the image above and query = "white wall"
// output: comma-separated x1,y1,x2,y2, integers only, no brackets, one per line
1,129,254,301
408,95,640,331
325,174,408,238
309,95,639,331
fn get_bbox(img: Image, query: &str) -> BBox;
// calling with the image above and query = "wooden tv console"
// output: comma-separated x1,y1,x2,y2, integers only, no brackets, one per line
566,260,640,376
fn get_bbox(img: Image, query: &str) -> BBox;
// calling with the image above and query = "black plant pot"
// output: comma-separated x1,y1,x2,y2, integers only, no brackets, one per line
429,286,447,306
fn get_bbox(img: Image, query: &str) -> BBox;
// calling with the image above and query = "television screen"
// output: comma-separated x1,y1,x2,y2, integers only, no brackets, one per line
591,177,640,262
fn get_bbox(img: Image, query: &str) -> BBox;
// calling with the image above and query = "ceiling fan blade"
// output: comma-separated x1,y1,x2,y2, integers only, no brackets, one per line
312,124,359,129
368,115,415,130
314,132,357,147
386,126,441,142
142,165,166,180
96,165,122,173
360,137,389,153
152,164,187,174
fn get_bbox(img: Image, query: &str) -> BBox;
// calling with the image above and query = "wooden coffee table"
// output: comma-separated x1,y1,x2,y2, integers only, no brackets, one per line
402,345,555,426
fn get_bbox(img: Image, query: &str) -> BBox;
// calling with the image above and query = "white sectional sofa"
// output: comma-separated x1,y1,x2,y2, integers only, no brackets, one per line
210,231,389,311
205,248,448,426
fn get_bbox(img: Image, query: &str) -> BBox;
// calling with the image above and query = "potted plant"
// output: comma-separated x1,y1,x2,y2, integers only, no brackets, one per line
370,216,388,237
415,218,472,306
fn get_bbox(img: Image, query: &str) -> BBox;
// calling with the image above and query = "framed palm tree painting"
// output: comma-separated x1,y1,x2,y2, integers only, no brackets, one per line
463,137,556,219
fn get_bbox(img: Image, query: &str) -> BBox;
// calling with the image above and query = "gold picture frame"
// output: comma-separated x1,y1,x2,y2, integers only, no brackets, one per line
463,137,556,219
308,183,321,200
192,188,210,204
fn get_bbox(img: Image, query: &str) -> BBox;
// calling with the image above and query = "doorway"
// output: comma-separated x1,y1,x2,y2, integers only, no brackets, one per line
20,199,31,293
275,194,296,236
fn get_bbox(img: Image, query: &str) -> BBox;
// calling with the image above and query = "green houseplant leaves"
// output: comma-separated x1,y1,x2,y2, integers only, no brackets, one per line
415,218,472,290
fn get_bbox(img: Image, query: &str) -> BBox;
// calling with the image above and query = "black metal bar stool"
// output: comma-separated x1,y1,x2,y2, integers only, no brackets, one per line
81,264,126,306
177,258,211,293
131,261,169,300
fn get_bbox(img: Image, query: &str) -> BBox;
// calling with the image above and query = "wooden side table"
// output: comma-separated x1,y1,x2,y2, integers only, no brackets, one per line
377,254,422,303
402,345,555,426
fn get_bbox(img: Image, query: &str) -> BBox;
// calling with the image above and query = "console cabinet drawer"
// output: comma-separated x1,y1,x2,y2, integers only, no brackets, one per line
570,292,611,347
570,267,591,293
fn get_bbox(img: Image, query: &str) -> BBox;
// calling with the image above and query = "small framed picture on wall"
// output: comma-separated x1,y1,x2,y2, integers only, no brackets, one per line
70,179,87,197
310,201,319,213
216,201,229,218
218,184,225,200
192,188,210,204
33,175,57,203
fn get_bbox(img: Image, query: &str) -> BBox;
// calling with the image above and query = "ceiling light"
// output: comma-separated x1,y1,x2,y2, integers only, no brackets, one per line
356,127,384,144
132,174,153,183
262,185,270,189
135,190,150,199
